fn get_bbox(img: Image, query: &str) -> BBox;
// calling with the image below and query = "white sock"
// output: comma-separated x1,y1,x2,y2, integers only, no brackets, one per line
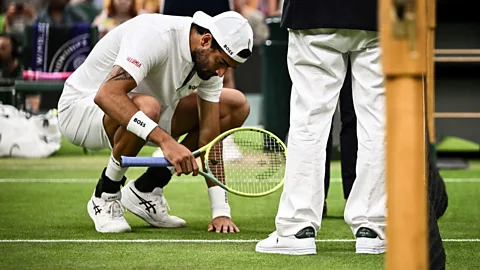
105,154,128,181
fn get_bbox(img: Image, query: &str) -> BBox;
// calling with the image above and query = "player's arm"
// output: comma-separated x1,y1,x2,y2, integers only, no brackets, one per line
94,66,197,176
198,95,238,233
94,66,169,146
95,66,140,127
197,81,239,233
197,96,221,186
94,31,198,176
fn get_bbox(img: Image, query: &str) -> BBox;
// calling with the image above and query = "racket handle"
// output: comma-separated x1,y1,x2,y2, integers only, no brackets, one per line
120,156,172,167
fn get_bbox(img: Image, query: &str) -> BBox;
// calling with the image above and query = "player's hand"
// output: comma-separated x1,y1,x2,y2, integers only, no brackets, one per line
161,139,199,176
207,216,240,233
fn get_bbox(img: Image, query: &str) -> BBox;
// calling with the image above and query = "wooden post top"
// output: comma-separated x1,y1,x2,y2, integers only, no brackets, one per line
380,0,427,75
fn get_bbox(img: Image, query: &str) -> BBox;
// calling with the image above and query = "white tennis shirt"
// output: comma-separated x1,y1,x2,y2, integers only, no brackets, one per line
62,14,223,108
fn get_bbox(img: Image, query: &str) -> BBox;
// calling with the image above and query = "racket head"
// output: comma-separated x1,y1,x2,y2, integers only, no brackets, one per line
203,127,287,197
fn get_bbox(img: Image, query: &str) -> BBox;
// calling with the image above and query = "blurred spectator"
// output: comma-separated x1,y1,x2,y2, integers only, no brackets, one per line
245,0,259,10
161,0,230,17
32,0,90,114
71,0,102,22
4,2,36,35
93,0,138,38
246,0,278,17
35,0,90,25
92,0,104,10
137,0,160,14
0,33,22,78
266,0,283,16
233,0,268,45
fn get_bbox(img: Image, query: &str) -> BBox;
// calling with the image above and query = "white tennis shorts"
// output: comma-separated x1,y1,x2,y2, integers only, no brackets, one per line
58,84,177,151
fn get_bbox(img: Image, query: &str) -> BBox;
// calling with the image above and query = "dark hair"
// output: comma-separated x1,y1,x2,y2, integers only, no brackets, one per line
192,23,221,51
192,23,252,60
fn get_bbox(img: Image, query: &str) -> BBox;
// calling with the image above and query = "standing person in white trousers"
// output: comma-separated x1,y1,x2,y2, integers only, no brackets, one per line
256,0,386,255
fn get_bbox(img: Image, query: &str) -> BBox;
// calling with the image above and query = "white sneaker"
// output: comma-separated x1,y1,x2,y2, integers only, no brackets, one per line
87,191,131,233
255,227,317,255
355,227,386,254
121,181,186,228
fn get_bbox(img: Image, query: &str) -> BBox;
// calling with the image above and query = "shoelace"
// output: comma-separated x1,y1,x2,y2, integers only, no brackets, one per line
106,200,125,219
155,194,171,212
147,190,172,213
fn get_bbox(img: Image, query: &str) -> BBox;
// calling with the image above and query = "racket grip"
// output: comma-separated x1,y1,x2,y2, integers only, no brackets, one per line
120,156,172,167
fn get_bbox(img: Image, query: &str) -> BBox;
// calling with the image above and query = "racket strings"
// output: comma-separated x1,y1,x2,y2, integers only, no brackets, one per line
208,130,286,195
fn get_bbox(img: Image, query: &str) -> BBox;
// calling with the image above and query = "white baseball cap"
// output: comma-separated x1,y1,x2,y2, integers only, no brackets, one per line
192,11,254,63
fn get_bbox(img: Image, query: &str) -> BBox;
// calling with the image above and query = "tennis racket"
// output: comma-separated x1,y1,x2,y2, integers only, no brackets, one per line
121,127,287,197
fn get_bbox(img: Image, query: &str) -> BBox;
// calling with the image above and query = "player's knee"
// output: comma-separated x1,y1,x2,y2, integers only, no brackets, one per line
227,89,250,122
132,95,162,122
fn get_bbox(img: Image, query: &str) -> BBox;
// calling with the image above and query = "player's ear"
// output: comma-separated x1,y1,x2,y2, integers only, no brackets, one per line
200,34,213,48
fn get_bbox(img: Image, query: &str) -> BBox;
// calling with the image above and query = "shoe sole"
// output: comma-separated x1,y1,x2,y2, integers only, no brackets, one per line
121,194,186,228
87,201,131,233
356,242,386,254
255,247,317,255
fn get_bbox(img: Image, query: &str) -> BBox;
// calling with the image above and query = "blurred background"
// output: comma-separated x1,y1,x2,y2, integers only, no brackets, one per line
0,0,479,164
0,2,479,269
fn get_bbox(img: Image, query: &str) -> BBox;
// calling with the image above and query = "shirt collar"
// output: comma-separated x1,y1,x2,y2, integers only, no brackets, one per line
180,18,193,63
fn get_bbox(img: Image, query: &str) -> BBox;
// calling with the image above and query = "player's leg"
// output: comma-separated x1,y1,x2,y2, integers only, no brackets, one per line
122,89,249,227
59,92,162,233
427,163,447,269
323,122,334,218
115,95,187,228
162,88,250,165
345,31,386,254
339,63,357,200
100,94,183,229
171,88,250,153
256,29,348,255
426,133,448,269
428,205,446,270
95,94,164,232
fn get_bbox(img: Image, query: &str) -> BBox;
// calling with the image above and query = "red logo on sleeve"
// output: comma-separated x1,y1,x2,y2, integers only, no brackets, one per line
127,57,142,68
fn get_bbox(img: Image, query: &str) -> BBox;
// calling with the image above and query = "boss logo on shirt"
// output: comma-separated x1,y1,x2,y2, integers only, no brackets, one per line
223,44,233,55
127,57,142,68
133,118,146,127
188,85,198,90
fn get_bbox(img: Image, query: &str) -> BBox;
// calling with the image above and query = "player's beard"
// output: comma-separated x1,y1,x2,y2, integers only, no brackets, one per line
192,48,216,80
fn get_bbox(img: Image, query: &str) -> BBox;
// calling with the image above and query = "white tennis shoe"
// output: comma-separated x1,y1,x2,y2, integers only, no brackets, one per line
255,227,317,255
355,227,386,254
121,181,186,228
87,191,131,233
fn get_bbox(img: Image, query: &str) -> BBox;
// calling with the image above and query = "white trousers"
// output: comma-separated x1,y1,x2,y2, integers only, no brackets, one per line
275,29,386,239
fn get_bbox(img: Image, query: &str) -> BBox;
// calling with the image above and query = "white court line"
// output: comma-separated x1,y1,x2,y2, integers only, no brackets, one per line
0,239,478,243
0,178,201,183
0,179,97,183
1,178,480,183
0,166,145,170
